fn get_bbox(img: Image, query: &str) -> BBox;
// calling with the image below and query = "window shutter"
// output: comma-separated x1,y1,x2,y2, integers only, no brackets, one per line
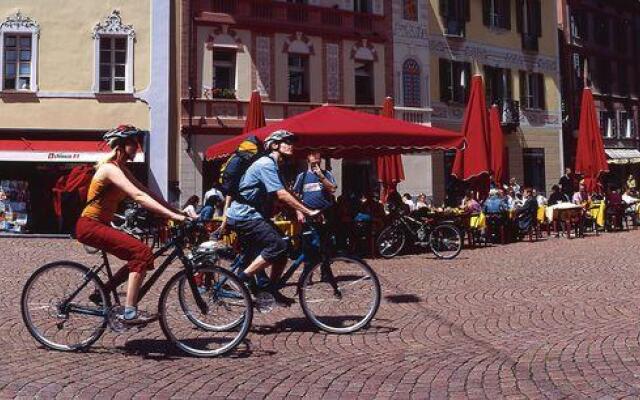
483,0,491,27
463,0,470,21
504,0,512,30
515,0,523,33
506,69,513,100
440,59,452,102
532,0,542,37
439,0,448,17
538,73,545,110
464,63,471,102
519,71,526,108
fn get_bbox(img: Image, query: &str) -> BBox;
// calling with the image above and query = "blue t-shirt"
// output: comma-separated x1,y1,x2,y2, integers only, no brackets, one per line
226,156,284,221
293,169,336,210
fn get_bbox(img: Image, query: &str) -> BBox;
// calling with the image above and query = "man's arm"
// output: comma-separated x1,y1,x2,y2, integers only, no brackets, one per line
121,166,183,214
276,190,315,216
312,166,337,193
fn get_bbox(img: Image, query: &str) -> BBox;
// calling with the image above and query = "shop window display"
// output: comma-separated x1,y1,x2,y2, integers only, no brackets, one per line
0,180,30,233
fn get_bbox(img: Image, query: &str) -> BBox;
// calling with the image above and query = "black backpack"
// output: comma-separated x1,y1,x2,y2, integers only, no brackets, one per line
218,136,263,197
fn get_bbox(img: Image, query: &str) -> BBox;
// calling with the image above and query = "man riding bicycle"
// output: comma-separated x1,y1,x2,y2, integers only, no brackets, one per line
76,125,187,325
226,130,319,306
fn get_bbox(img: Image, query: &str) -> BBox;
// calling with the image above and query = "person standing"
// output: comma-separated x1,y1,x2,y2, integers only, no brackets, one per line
559,168,574,198
293,151,337,222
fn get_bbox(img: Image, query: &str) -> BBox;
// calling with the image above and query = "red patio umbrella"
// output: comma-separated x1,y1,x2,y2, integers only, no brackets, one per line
489,105,505,187
575,87,609,192
451,75,491,197
243,90,266,133
377,97,405,202
205,106,463,160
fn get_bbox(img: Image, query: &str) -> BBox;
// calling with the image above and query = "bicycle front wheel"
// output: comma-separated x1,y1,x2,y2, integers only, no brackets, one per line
21,261,109,352
376,225,406,259
159,266,252,357
429,224,463,259
299,257,381,334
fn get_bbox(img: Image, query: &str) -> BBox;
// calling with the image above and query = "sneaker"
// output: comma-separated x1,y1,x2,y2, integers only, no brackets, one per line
88,291,103,306
269,289,295,307
116,310,158,326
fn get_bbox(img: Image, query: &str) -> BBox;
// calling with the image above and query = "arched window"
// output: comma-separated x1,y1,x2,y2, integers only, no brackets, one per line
403,0,418,21
402,59,421,107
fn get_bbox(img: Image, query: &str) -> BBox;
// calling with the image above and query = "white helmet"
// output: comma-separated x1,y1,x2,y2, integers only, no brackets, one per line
263,129,296,151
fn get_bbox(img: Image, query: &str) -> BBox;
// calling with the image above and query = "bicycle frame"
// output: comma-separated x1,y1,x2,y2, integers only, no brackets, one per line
60,229,208,318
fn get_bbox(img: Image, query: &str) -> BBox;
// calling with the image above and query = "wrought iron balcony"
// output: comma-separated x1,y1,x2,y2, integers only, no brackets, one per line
202,0,386,39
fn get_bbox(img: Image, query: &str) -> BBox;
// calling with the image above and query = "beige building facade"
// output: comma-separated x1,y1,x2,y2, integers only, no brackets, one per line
0,0,172,233
426,0,563,204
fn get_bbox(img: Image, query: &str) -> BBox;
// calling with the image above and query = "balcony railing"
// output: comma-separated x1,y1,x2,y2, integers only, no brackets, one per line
199,1,386,39
395,107,433,126
182,98,382,129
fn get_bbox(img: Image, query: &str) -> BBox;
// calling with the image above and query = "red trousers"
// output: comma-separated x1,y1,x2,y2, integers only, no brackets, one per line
76,217,154,273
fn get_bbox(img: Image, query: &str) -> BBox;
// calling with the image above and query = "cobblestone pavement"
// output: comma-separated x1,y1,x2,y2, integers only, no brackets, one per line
3,231,640,399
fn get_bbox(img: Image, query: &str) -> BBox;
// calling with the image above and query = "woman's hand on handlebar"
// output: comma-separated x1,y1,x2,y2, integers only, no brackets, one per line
171,212,189,223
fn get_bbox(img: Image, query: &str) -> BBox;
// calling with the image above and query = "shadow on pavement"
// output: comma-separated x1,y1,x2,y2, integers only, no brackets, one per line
385,294,421,303
252,317,397,335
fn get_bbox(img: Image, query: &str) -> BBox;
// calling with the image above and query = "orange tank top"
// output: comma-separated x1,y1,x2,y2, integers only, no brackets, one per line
81,177,128,224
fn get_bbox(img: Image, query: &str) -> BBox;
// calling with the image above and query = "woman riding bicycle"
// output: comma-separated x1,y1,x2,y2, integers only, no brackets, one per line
75,125,187,325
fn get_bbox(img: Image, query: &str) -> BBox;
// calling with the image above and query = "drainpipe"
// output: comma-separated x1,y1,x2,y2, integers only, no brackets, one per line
186,0,195,153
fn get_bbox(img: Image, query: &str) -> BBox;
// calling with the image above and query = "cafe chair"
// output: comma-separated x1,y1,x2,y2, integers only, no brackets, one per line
605,203,626,232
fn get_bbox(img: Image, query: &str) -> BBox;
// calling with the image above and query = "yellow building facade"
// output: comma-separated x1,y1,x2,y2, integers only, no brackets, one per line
425,0,563,203
0,0,172,233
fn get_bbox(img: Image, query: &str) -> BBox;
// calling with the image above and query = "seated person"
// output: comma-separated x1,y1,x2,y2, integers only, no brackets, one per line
548,185,569,205
622,187,639,206
461,190,482,213
415,193,430,210
572,184,590,206
483,189,507,215
515,188,538,232
533,188,547,206
606,187,623,206
402,193,415,211
386,191,410,216
198,192,223,222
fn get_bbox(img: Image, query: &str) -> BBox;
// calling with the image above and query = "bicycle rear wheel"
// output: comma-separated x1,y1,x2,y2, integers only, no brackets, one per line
299,257,380,334
159,266,252,357
21,261,109,351
429,224,463,259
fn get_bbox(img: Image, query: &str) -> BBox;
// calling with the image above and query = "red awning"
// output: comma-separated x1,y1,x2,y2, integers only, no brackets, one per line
575,87,609,192
205,106,463,160
0,138,144,162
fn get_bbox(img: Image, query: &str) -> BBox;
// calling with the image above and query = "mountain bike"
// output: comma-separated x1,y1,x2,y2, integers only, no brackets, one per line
21,220,252,357
195,217,381,334
376,212,463,259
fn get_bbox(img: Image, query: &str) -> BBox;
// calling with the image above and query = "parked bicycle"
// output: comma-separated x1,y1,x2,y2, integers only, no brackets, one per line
376,211,463,259
21,219,253,357
198,216,381,334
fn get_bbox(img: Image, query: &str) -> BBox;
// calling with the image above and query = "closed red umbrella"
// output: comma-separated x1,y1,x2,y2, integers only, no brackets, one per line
489,105,505,187
377,97,405,202
575,87,609,192
243,90,266,133
452,75,491,197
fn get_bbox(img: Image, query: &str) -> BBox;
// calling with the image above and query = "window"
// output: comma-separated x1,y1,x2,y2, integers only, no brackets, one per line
288,53,309,102
618,110,635,139
484,65,512,106
403,0,418,21
0,11,39,91
523,148,545,192
440,0,470,37
98,37,127,92
593,15,609,46
92,10,135,93
516,0,541,51
483,0,511,30
3,35,31,90
213,49,236,91
519,71,545,110
599,110,615,139
617,63,628,96
354,60,374,105
354,0,371,13
439,59,470,103
402,59,421,107
570,9,588,43
595,58,611,95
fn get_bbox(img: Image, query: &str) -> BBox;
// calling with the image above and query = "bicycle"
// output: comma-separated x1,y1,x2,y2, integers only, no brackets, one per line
197,216,381,334
21,220,253,357
376,211,463,260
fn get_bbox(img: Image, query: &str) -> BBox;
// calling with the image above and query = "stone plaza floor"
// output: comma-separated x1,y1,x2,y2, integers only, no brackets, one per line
2,231,640,399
